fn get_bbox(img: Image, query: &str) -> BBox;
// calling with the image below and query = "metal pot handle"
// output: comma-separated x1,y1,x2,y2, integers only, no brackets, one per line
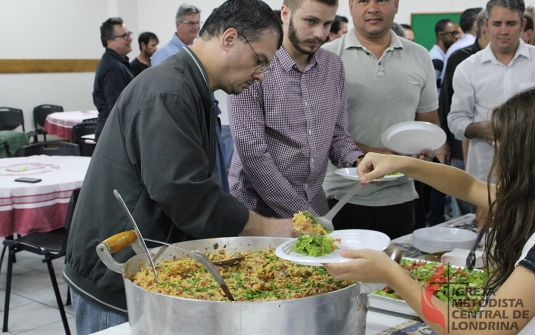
96,230,146,273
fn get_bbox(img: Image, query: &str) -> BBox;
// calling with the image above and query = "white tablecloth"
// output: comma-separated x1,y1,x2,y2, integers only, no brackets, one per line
44,110,98,139
0,155,90,236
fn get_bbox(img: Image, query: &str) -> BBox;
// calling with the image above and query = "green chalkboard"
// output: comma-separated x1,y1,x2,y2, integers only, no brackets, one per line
411,12,462,51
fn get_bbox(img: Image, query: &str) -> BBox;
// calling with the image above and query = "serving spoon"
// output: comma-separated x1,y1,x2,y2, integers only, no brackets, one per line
146,238,245,266
316,183,362,231
113,190,236,301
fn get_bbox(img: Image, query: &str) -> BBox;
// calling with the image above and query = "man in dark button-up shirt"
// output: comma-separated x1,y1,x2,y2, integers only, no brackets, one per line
93,17,134,141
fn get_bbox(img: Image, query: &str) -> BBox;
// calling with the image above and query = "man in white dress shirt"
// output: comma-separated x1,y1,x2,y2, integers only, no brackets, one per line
448,0,535,203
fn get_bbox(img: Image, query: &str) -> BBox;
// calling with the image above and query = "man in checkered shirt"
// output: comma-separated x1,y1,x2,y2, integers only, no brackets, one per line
227,0,364,219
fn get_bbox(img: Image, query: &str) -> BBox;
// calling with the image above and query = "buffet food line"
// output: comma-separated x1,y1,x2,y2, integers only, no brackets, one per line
91,213,478,335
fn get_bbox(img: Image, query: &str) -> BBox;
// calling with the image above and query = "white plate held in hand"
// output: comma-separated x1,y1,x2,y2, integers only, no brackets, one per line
381,121,446,155
334,168,404,182
275,229,390,266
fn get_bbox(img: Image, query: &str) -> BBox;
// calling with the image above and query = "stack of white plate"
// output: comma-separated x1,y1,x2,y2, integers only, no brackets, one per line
412,227,477,253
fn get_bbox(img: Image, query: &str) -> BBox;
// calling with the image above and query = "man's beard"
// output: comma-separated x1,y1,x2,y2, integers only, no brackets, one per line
288,15,325,55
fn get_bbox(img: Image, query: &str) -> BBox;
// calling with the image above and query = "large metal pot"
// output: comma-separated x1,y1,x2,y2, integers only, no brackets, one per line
97,233,368,335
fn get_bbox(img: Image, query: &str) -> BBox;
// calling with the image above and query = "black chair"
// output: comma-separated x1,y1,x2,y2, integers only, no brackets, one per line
17,141,80,157
2,188,80,335
71,122,96,157
0,107,26,131
33,104,64,142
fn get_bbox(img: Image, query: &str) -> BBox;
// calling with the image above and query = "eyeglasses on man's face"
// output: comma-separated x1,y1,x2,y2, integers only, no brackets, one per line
439,31,459,37
237,32,270,74
114,31,133,40
181,20,203,26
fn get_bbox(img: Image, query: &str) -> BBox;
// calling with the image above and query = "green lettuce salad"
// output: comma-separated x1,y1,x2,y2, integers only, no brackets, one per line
292,235,341,257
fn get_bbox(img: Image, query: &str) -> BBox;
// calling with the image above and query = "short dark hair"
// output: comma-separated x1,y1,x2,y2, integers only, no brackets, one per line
460,7,483,33
486,0,525,21
435,18,455,37
176,4,201,23
330,15,348,34
525,13,534,31
284,0,338,10
138,32,159,51
400,23,413,31
199,0,284,49
100,17,123,48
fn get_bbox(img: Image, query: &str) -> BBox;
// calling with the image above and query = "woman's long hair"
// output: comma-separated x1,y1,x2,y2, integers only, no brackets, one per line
486,88,535,295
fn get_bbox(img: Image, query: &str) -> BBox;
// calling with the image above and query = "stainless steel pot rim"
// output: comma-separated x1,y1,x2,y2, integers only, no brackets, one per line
124,275,360,305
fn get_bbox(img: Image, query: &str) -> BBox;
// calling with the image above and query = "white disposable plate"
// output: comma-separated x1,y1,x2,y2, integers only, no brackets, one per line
381,121,446,155
275,229,390,266
412,227,477,253
334,168,404,182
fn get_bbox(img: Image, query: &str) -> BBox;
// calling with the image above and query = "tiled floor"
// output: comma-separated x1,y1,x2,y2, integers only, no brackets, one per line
0,238,76,335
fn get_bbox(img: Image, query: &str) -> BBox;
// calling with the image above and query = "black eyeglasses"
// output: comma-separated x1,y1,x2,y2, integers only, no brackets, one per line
114,31,133,40
237,32,270,74
181,20,202,26
439,31,459,37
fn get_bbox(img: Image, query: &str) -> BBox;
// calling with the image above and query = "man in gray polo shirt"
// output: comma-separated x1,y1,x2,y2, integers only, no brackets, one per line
323,0,447,239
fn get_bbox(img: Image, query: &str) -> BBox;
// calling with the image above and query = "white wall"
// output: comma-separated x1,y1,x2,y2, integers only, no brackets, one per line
0,0,489,133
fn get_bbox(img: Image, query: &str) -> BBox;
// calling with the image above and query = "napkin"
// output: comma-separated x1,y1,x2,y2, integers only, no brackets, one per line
441,248,483,268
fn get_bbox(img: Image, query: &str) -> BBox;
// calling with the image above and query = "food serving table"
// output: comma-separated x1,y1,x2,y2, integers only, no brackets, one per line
44,110,98,140
0,155,90,237
92,215,477,335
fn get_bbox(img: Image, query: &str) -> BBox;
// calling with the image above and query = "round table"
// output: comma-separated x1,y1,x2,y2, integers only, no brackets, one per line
0,155,91,237
44,110,98,140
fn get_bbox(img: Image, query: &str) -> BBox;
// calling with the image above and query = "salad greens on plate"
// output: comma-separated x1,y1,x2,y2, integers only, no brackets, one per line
292,235,341,257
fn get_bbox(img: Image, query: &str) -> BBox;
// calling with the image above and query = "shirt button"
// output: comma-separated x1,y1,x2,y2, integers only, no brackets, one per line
304,183,308,188
308,129,312,135
304,101,308,106
311,158,315,163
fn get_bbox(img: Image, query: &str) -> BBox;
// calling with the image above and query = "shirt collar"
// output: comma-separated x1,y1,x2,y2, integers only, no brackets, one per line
172,33,186,49
431,44,445,57
105,48,129,64
480,39,531,65
277,46,319,73
344,28,404,51
176,46,212,107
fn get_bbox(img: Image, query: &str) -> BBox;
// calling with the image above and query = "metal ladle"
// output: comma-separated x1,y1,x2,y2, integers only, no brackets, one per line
113,190,160,283
316,183,362,231
147,238,245,266
113,190,236,301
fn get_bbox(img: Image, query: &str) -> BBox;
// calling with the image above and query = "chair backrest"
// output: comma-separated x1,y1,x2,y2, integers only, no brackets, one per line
60,188,80,252
0,107,25,132
63,189,80,232
18,141,81,157
71,122,96,143
33,104,63,128
71,122,97,157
